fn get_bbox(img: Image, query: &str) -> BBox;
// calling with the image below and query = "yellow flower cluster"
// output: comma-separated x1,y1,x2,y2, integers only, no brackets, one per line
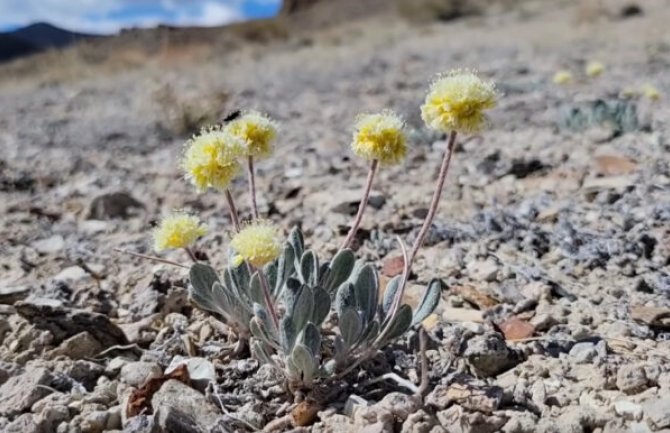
230,221,282,267
182,127,245,192
351,111,407,165
225,110,279,159
585,61,604,78
153,213,207,251
421,70,498,133
553,70,573,85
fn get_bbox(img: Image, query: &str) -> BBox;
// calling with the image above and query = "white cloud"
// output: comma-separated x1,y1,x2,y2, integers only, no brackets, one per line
0,0,254,34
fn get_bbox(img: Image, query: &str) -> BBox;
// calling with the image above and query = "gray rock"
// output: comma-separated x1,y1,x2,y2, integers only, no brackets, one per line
15,298,128,348
119,362,162,387
122,414,154,433
165,357,215,392
0,367,54,416
643,396,670,429
151,380,222,430
46,331,104,360
613,400,643,421
313,414,353,433
4,413,41,433
463,334,520,377
154,406,206,433
616,365,648,395
501,411,538,433
374,392,418,422
568,342,597,364
401,410,440,433
81,410,109,433
88,192,144,220
436,406,506,433
0,286,30,305
32,235,65,254
343,394,369,417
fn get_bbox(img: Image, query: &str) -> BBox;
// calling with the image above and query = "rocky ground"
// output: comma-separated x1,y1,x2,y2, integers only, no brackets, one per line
1,0,670,432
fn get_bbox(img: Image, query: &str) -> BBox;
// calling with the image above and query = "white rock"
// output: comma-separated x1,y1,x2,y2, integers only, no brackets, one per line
613,400,643,421
32,235,65,254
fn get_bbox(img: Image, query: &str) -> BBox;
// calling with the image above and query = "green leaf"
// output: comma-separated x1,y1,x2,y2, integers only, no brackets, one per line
291,344,316,384
335,282,356,319
264,262,278,295
252,303,277,340
189,263,220,298
360,320,380,344
249,272,266,307
381,304,412,343
324,249,356,293
382,276,402,317
291,286,314,333
251,339,275,367
282,278,302,315
339,307,362,347
300,250,319,287
311,287,331,326
354,264,378,323
288,227,304,262
299,322,321,356
280,316,297,355
412,279,442,326
274,243,296,297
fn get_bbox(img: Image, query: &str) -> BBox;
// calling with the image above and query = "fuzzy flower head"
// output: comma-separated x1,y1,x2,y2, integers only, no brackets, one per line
351,110,407,165
585,61,604,78
553,70,573,85
182,127,245,192
421,70,498,134
230,221,282,267
225,110,279,159
642,84,661,101
153,213,207,252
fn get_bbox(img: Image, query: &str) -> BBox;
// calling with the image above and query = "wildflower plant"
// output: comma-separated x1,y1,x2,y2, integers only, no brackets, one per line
131,71,498,397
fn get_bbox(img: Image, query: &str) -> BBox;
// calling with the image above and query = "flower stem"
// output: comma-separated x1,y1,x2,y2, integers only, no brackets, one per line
113,248,188,269
225,189,241,232
400,130,458,290
247,156,259,220
257,268,280,330
185,247,198,262
340,159,379,250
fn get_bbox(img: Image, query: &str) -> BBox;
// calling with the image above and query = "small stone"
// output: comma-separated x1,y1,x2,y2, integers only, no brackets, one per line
46,332,103,360
613,400,642,421
616,365,648,395
152,380,222,430
643,396,670,429
119,362,162,387
53,266,88,283
4,413,40,433
368,194,386,210
0,286,30,305
0,367,54,416
436,406,506,433
375,393,418,422
88,192,144,220
498,318,535,340
165,357,215,391
344,394,369,417
292,400,321,427
32,235,65,254
105,357,131,376
105,405,122,430
569,342,597,364
81,410,108,433
382,256,405,278
466,259,499,282
463,334,520,377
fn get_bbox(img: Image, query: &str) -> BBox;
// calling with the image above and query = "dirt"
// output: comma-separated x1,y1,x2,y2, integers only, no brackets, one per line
1,0,670,432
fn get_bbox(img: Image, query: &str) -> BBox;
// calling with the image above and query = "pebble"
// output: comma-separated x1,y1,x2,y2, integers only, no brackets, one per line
119,362,162,387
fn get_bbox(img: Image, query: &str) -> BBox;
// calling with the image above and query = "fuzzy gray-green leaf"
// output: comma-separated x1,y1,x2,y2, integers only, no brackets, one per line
299,322,321,356
382,304,413,343
325,249,355,293
288,227,304,262
412,279,442,326
291,344,316,384
354,264,378,322
249,272,265,307
280,316,297,355
335,282,356,319
340,307,362,347
251,339,275,367
382,276,402,317
300,250,319,287
274,243,296,296
283,278,302,315
311,287,331,326
291,286,314,333
189,263,220,298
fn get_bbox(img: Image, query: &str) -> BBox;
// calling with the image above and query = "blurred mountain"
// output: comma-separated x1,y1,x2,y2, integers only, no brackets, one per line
0,22,99,62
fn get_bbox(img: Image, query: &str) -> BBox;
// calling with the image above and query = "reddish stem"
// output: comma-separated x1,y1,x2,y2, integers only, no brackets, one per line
340,159,379,250
225,189,241,232
247,156,259,220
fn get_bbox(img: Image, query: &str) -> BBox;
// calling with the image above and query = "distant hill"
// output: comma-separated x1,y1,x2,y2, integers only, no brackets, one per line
0,22,100,63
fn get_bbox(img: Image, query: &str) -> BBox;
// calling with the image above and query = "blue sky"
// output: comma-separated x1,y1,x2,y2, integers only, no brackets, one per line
0,0,282,34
